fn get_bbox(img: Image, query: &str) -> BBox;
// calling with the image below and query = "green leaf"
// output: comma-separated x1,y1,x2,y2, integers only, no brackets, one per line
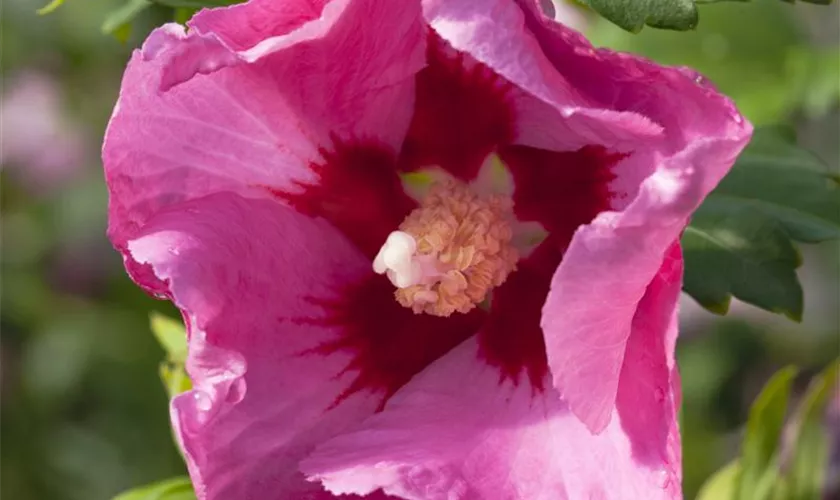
150,0,243,7
113,477,195,500
112,23,135,43
682,127,839,319
101,0,151,42
682,205,803,320
150,312,187,362
579,0,698,32
160,360,193,398
581,0,834,32
36,0,65,14
149,313,191,397
785,47,840,119
736,366,797,500
784,360,840,500
697,461,740,500
701,0,835,3
713,127,840,243
174,7,198,24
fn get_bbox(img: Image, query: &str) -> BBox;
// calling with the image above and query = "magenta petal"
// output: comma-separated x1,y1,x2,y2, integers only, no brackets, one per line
104,41,315,243
419,6,748,438
126,192,389,499
189,0,331,50
542,132,749,433
144,0,425,93
422,0,664,154
422,0,750,433
616,244,683,478
302,336,681,499
104,0,424,246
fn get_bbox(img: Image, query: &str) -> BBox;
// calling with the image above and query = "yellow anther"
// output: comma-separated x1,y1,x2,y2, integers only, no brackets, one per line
374,180,518,317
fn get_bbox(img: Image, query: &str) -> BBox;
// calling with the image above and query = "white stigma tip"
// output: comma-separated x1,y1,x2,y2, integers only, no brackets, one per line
373,231,421,288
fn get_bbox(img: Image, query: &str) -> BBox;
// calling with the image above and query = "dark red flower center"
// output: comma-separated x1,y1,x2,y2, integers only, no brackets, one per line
273,34,624,407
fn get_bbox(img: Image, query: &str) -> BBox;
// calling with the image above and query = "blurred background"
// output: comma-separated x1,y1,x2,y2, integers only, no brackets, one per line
1,0,837,498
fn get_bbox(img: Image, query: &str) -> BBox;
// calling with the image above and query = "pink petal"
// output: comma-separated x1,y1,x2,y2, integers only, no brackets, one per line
542,127,749,433
422,0,665,155
189,0,331,50
616,244,683,479
104,0,424,246
421,0,750,432
126,192,388,499
303,257,683,500
124,191,484,498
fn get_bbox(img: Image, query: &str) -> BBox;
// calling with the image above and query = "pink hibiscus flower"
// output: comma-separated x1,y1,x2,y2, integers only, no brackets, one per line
103,0,751,498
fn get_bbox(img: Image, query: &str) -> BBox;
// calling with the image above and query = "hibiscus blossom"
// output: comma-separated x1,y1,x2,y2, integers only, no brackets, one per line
103,0,751,498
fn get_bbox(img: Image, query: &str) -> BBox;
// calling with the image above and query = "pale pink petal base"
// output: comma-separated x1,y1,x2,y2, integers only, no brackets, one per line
127,192,389,499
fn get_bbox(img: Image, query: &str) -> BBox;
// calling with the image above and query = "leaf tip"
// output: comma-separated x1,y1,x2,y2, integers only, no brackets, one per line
705,296,733,316
36,0,65,15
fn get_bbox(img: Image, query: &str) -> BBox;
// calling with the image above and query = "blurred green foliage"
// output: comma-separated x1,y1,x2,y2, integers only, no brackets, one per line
588,0,840,124
579,0,698,32
697,361,839,500
149,314,191,398
736,366,797,499
578,0,835,33
681,126,840,321
1,0,838,499
113,476,195,500
2,2,185,499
